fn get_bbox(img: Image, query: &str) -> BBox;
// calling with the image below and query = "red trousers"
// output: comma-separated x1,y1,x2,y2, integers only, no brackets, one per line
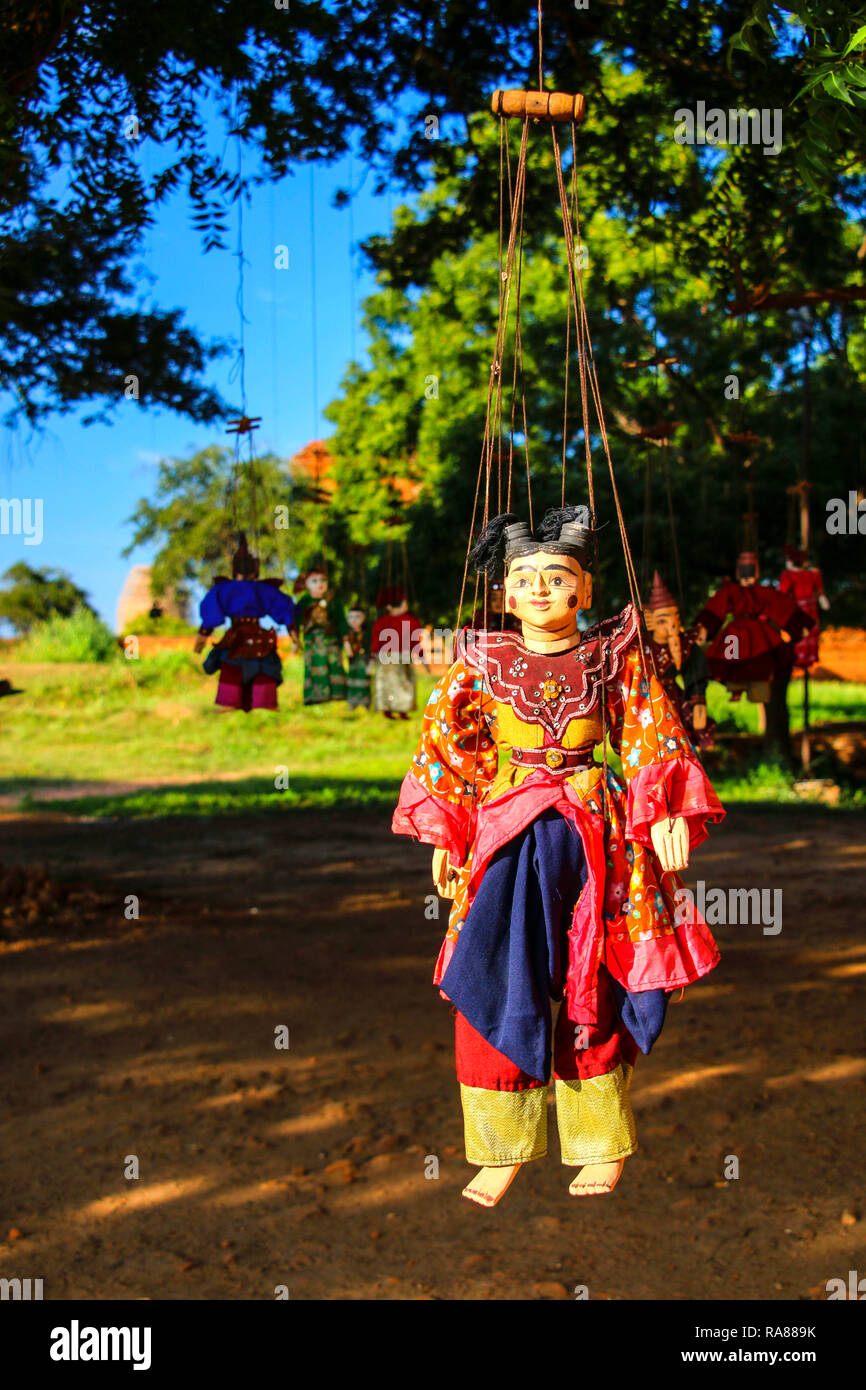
454,968,640,1166
455,966,638,1091
216,662,278,712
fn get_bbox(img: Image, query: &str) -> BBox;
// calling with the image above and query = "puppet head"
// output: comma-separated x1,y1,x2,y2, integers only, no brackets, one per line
304,568,328,599
376,586,408,616
346,607,366,633
736,551,759,585
472,506,594,641
643,571,682,668
785,544,807,569
232,533,260,580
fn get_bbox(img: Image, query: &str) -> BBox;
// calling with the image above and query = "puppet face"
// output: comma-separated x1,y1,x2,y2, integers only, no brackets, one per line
645,603,682,669
644,603,680,645
504,550,591,635
305,571,328,599
347,609,365,632
389,597,409,615
736,553,759,585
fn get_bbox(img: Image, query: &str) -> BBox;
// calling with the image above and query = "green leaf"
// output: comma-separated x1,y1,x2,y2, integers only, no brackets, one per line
822,71,855,105
792,69,831,104
842,24,866,57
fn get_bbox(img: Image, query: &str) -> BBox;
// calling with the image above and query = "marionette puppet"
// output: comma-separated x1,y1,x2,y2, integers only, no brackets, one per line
344,605,371,711
370,587,428,720
392,507,725,1207
778,546,829,671
643,571,715,753
693,551,815,704
196,534,297,712
294,568,348,705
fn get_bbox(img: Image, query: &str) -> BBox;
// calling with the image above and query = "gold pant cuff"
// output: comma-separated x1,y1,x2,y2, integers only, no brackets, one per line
555,1062,638,1166
460,1083,547,1165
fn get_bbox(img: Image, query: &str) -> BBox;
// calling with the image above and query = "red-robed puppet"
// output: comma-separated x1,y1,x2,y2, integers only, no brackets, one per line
778,546,829,670
392,507,724,1207
370,587,427,720
693,551,815,703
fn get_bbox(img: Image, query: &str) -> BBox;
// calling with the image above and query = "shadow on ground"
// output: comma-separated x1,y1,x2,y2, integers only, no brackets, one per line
0,806,863,1300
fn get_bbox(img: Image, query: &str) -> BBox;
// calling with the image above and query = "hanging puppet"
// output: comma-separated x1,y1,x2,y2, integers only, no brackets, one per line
195,534,297,712
370,586,428,719
294,568,348,705
643,571,715,753
693,551,815,703
392,508,725,1207
344,603,371,711
778,546,829,670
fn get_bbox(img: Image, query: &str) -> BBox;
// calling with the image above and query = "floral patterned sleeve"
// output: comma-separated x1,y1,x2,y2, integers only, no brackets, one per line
391,658,498,865
607,642,724,850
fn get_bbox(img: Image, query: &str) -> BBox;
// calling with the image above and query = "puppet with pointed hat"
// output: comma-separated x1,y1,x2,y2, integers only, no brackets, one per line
643,571,714,752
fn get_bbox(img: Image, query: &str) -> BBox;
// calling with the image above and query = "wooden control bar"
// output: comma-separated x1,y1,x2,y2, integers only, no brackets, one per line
491,89,586,123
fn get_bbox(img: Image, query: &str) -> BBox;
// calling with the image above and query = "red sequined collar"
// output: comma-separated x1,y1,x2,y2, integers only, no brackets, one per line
455,604,639,737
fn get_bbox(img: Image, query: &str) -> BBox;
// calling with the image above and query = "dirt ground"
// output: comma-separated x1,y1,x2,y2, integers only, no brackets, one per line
0,804,864,1301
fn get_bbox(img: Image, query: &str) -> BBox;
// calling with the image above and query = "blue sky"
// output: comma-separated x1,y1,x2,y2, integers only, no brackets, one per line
0,146,398,629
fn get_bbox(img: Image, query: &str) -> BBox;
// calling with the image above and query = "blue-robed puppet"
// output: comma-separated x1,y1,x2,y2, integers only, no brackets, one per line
196,534,297,712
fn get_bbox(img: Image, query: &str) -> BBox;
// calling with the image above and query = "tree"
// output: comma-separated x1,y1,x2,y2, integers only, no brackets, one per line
325,86,865,625
122,444,352,595
730,3,866,190
0,561,93,632
4,1,863,428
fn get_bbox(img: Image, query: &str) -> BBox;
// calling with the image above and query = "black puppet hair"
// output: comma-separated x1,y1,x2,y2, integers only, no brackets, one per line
537,505,594,570
470,513,519,575
471,505,594,576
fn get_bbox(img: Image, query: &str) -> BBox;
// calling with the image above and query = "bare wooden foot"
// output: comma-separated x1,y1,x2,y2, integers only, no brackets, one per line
462,1163,522,1208
569,1158,625,1196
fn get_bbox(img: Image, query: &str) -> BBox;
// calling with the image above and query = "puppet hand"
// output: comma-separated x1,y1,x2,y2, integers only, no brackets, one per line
650,816,689,873
692,701,707,731
432,846,458,899
694,624,707,645
193,633,207,654
818,594,830,611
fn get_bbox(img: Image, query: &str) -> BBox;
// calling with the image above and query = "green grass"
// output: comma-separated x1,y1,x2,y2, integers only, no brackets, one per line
0,651,436,815
707,679,866,734
1,651,863,818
